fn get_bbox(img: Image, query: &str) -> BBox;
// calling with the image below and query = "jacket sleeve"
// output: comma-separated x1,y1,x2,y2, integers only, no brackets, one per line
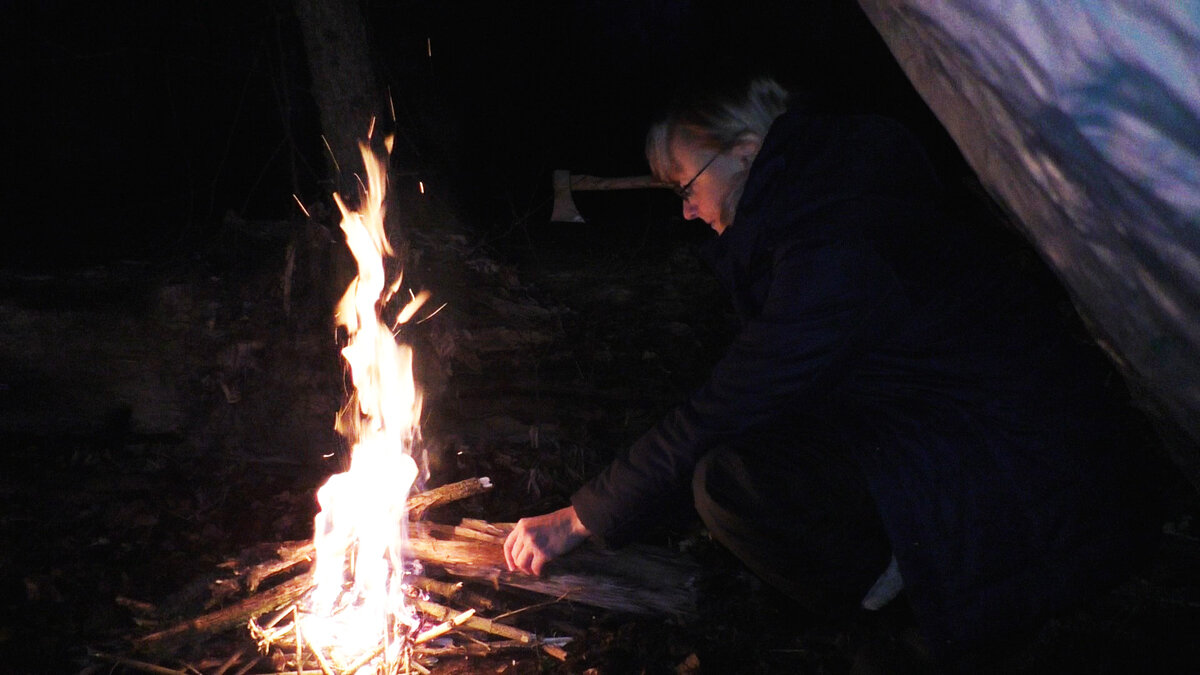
571,233,907,545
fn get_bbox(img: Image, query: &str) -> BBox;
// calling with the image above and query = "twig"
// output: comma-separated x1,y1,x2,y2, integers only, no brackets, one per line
264,603,299,631
492,590,574,622
414,639,527,657
411,598,531,644
409,598,566,661
212,647,246,675
414,608,476,644
230,655,261,675
541,643,569,662
423,522,506,545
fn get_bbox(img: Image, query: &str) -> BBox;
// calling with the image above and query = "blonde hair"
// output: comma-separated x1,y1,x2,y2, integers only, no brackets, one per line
646,76,790,182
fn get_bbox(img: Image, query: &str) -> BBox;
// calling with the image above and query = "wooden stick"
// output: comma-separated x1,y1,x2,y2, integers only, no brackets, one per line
230,655,262,675
408,575,463,599
410,598,567,661
409,575,499,610
459,518,514,538
413,608,476,644
411,598,531,644
406,477,493,520
134,574,312,651
414,639,526,656
212,648,247,675
247,548,313,592
423,521,506,545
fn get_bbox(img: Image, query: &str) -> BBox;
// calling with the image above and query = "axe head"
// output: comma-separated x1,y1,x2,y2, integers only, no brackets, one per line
550,169,586,223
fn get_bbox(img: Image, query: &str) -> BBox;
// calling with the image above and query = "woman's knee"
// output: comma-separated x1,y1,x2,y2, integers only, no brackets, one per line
692,446,763,540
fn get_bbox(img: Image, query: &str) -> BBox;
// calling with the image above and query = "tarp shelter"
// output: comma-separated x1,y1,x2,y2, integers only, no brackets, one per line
858,1,1200,485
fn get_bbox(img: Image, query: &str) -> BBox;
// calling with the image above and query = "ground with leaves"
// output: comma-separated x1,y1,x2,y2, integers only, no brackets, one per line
3,200,1199,673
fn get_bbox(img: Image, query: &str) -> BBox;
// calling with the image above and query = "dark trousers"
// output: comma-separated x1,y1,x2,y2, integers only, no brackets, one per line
692,423,892,617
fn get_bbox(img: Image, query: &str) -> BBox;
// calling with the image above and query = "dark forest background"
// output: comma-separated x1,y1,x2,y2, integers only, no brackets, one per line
3,0,957,270
5,4,1200,672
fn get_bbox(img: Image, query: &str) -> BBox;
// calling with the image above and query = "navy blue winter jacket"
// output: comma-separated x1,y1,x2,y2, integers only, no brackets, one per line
571,108,1156,654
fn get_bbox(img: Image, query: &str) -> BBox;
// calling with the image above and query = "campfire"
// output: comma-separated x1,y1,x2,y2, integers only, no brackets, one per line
275,133,431,671
92,134,700,674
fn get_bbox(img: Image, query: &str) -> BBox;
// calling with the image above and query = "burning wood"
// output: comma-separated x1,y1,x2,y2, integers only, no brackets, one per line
101,139,698,674
121,479,699,673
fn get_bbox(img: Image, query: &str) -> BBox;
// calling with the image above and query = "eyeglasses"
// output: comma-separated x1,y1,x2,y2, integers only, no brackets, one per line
672,150,723,200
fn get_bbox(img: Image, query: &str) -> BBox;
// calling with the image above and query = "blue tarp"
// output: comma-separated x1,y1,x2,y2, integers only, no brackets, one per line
858,0,1200,483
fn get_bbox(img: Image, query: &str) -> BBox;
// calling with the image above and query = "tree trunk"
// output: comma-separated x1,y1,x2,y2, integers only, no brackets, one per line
292,0,383,199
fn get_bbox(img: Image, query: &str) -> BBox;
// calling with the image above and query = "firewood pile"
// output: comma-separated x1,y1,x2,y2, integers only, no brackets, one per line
89,478,701,674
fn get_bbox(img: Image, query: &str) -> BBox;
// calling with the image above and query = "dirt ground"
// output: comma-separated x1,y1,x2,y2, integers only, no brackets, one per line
3,196,1199,674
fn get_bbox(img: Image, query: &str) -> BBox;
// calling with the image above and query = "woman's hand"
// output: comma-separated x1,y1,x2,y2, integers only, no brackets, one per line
503,505,591,576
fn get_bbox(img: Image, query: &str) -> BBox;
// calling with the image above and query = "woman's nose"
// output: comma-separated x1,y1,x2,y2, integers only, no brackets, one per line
682,199,699,220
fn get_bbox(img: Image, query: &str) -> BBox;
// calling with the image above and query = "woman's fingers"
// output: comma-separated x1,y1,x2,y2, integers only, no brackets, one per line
501,506,591,576
503,524,529,574
504,521,540,576
503,527,517,571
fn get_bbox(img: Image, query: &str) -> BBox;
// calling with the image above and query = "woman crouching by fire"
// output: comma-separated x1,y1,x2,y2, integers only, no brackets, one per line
503,75,1159,669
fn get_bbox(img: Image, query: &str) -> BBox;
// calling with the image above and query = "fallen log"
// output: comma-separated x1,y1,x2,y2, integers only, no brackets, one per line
424,519,700,619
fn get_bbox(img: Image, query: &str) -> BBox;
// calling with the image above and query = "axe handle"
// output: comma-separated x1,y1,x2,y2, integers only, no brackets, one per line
561,173,672,192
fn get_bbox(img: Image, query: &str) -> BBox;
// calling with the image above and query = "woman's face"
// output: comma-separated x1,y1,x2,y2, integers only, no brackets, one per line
670,136,756,235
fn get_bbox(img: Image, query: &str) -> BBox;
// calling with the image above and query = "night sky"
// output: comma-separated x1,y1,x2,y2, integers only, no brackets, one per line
3,0,951,269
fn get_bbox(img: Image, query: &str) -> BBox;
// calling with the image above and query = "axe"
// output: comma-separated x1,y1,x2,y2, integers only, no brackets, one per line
551,169,672,223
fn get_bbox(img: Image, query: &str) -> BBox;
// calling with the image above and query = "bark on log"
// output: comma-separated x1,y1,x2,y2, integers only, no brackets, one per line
292,0,383,197
410,519,699,619
439,542,700,620
406,477,493,520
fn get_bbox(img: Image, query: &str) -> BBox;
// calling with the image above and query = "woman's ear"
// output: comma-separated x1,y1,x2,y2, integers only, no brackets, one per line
731,133,763,169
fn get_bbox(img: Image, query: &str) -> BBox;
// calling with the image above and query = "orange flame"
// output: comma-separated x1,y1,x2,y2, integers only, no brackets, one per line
304,138,424,668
